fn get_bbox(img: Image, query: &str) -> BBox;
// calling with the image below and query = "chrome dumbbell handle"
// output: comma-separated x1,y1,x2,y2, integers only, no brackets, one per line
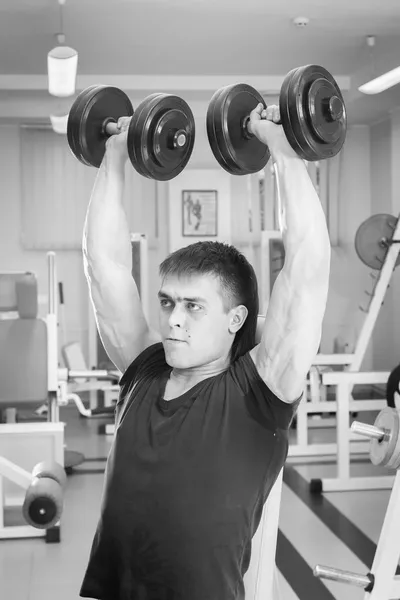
314,565,374,591
58,368,120,382
351,421,387,441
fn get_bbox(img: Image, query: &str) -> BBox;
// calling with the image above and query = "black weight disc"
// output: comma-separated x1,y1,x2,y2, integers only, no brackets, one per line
279,68,304,157
67,86,134,167
386,364,400,409
128,93,195,181
67,85,99,164
126,94,164,179
206,84,270,175
355,213,400,270
206,87,236,174
280,65,347,161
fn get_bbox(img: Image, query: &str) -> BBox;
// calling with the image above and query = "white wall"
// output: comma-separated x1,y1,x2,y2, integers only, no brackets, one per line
320,126,373,368
390,109,400,368
0,125,89,353
370,118,394,370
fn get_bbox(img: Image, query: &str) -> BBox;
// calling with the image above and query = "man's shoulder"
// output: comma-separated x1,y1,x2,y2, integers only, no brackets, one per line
119,342,166,388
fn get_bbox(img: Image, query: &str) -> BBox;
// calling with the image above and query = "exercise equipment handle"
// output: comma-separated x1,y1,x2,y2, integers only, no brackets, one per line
244,111,282,138
351,421,386,441
314,565,373,590
104,121,119,136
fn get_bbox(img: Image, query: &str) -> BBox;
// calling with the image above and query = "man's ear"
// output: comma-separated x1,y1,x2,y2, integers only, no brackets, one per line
228,305,248,334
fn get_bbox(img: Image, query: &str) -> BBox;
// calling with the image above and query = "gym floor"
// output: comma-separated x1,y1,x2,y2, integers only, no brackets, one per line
0,405,396,600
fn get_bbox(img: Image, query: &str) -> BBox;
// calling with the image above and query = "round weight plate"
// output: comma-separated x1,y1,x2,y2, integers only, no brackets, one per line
279,68,304,157
207,84,270,174
386,414,400,470
206,83,271,175
128,93,195,181
355,213,400,270
207,87,238,174
370,408,400,469
67,86,134,168
386,364,400,409
126,93,164,179
67,85,99,163
280,65,347,161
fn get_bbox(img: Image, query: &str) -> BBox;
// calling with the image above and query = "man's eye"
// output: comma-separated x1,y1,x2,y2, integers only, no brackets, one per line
160,299,171,307
187,303,201,311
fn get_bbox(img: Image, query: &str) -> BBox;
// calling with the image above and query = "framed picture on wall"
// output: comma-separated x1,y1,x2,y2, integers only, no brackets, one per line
182,190,218,237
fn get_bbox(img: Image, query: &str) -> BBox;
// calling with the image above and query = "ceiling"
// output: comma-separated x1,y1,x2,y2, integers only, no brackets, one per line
1,0,400,125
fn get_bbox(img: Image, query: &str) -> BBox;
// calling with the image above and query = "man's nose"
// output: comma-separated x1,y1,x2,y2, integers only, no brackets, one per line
168,303,186,328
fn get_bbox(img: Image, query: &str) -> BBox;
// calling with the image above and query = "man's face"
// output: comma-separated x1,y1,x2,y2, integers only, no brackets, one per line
158,273,237,370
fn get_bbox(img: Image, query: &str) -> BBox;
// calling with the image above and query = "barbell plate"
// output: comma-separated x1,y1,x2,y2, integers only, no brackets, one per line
127,93,195,181
67,85,99,163
279,65,347,161
206,83,271,175
207,85,248,175
370,407,400,469
355,213,400,270
386,364,400,410
67,86,134,168
206,87,239,175
127,93,164,179
279,68,305,158
386,414,400,470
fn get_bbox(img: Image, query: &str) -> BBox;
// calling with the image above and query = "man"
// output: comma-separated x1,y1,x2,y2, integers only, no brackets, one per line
80,102,331,600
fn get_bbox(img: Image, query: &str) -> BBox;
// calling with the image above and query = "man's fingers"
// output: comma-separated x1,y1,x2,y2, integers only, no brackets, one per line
249,103,264,121
261,105,280,123
117,116,132,131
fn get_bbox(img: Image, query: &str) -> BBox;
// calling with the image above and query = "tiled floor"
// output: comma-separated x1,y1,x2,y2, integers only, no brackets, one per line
0,406,397,600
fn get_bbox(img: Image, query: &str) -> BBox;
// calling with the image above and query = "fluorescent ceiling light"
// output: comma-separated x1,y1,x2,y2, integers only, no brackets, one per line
48,44,78,97
50,113,69,134
358,66,400,95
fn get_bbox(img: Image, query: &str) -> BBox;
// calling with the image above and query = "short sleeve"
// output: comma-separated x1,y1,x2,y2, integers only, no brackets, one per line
230,351,302,430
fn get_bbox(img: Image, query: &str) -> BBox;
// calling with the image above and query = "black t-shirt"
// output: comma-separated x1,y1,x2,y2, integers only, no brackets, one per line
80,343,300,600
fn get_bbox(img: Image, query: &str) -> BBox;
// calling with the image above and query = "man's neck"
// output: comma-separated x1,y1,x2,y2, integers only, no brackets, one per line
170,354,230,388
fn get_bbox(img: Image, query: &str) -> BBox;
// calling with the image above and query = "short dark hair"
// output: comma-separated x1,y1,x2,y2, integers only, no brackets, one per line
159,241,259,362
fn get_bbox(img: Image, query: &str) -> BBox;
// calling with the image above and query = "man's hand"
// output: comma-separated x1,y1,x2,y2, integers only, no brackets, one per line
103,116,132,170
248,103,298,162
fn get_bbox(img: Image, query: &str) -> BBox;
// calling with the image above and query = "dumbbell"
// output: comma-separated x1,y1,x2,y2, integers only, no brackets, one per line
22,461,67,529
351,407,400,470
206,64,347,175
67,85,195,181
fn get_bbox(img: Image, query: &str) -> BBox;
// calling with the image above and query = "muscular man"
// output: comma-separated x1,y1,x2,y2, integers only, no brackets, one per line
80,103,331,600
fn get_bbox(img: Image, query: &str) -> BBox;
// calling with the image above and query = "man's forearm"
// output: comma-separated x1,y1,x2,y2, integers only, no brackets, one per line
274,156,331,272
83,160,132,272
